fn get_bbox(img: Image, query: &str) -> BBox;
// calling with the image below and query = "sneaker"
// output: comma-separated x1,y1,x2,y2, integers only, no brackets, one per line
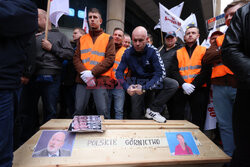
145,108,166,123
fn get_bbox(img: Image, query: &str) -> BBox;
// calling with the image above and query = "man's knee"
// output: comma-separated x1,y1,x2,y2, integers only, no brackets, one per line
163,77,179,90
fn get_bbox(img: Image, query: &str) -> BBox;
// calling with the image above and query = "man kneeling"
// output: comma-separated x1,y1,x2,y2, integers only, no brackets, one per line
116,26,178,123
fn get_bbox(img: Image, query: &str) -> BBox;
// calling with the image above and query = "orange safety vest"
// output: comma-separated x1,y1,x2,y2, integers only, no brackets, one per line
80,33,112,77
177,45,206,86
111,46,127,80
211,34,234,78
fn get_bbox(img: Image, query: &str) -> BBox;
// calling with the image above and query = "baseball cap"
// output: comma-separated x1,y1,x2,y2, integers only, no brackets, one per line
211,30,224,37
165,31,176,38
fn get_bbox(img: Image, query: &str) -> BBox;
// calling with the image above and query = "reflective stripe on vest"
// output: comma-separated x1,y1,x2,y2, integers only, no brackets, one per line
80,33,112,77
211,34,234,78
110,46,128,80
177,45,206,86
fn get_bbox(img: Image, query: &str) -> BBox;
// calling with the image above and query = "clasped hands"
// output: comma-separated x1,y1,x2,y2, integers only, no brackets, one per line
80,70,96,87
127,84,144,96
182,83,195,95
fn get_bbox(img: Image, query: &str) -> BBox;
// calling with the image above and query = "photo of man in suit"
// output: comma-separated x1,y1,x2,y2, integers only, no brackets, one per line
33,131,71,157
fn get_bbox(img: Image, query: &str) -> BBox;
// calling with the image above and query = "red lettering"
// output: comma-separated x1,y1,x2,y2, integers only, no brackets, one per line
207,107,215,112
164,16,181,27
210,112,216,117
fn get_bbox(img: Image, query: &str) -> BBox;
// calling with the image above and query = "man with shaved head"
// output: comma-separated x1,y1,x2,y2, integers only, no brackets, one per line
116,26,178,123
19,8,74,144
34,9,73,123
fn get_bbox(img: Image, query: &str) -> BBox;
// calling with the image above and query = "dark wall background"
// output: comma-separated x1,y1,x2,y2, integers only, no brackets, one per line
124,0,160,46
33,0,208,48
33,0,107,30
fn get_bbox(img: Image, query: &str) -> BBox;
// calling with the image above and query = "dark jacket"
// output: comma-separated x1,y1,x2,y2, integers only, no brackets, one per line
0,0,38,89
116,44,166,90
203,41,237,87
159,43,183,77
32,148,71,157
60,41,77,86
73,29,115,84
35,29,74,75
222,3,250,89
23,34,37,78
171,43,211,88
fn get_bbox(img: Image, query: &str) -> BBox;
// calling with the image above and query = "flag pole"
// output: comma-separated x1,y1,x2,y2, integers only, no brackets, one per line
45,0,51,40
176,27,181,33
160,30,164,46
159,21,164,47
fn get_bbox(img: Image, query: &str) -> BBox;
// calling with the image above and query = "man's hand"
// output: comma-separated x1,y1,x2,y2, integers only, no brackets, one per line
41,39,52,51
35,32,43,37
80,70,96,87
182,83,195,95
127,85,137,96
86,79,96,87
134,84,144,95
20,76,29,85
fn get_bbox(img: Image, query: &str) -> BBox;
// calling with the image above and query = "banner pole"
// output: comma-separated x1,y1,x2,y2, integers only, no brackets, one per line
45,0,51,40
160,30,164,47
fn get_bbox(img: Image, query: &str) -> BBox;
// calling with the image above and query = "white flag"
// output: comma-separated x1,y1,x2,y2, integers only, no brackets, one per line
181,13,198,32
154,2,184,30
204,86,217,130
82,7,89,34
49,0,69,27
154,20,161,30
159,3,184,40
170,2,184,18
201,39,210,48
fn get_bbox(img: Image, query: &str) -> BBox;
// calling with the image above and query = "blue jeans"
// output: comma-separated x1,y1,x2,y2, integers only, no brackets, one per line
13,87,23,150
213,85,236,157
108,88,125,119
20,75,61,129
19,80,40,144
74,84,109,118
0,90,16,167
35,75,61,123
60,84,76,117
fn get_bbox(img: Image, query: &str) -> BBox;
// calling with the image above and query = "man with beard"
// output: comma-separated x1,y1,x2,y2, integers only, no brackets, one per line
33,132,70,157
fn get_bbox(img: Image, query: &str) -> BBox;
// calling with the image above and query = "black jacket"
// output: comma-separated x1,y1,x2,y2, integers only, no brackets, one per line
35,29,74,75
60,41,77,86
159,43,183,77
0,0,38,89
23,34,37,78
222,3,250,89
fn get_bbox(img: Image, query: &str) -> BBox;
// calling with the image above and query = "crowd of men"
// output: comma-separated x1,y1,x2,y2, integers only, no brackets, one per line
0,0,250,167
